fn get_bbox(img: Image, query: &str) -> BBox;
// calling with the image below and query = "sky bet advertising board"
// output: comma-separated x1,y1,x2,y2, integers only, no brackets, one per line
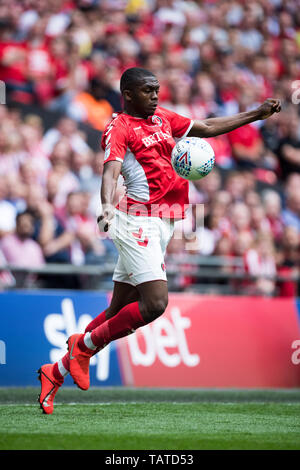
0,291,300,387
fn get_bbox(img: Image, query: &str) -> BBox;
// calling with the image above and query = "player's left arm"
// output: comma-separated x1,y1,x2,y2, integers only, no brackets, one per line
188,99,281,138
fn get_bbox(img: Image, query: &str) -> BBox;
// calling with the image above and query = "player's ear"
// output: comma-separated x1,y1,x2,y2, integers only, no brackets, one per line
123,89,132,102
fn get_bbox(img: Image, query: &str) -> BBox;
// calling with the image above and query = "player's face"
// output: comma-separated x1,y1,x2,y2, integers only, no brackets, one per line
130,77,160,118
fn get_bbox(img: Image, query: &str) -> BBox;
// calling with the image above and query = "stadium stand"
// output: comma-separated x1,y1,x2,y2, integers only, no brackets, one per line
0,0,299,296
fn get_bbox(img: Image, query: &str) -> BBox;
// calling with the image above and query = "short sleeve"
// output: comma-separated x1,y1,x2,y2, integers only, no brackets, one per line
101,116,128,164
160,107,194,139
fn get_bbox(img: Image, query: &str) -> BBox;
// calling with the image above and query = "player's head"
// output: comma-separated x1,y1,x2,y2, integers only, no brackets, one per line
120,67,160,118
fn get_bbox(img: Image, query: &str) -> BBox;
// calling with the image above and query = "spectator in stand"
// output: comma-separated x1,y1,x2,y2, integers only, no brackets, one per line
165,235,192,290
262,189,284,243
250,204,271,236
76,150,105,216
260,113,281,163
42,117,91,158
0,248,15,289
58,191,106,265
230,202,252,239
25,17,55,104
0,122,27,178
277,111,300,180
205,133,234,169
197,203,231,256
47,139,80,208
67,78,113,131
0,210,44,267
0,17,31,103
0,0,299,296
227,97,264,169
25,185,74,264
282,173,300,233
5,172,27,214
277,226,299,297
244,190,261,209
0,174,17,237
231,230,254,293
70,148,94,187
224,171,247,202
20,114,49,185
193,168,222,207
214,235,233,260
244,233,277,296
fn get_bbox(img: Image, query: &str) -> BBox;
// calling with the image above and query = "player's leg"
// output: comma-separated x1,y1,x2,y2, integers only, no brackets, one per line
85,279,167,349
103,281,140,320
58,281,138,371
67,211,172,390
68,259,169,390
81,281,139,337
67,279,167,390
38,281,138,411
135,279,168,323
82,281,139,355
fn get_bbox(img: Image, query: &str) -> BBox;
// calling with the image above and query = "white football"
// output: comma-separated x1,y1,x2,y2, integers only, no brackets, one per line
171,137,215,181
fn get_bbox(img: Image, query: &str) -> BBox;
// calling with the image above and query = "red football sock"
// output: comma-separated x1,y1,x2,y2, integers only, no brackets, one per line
52,362,64,383
79,309,108,353
84,309,107,332
90,301,145,350
52,352,70,382
53,310,108,378
61,353,70,372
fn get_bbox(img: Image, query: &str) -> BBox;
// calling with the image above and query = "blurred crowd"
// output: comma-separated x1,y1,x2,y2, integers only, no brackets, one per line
0,0,299,295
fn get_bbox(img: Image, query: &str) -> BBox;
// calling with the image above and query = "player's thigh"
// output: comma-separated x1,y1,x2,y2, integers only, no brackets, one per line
109,211,169,320
106,281,139,318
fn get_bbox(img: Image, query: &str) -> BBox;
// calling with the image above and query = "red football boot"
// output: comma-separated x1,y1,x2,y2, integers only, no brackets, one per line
67,334,93,391
37,364,63,415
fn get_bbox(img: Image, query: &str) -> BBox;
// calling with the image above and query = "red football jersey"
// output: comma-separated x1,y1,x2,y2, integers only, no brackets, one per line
101,106,193,218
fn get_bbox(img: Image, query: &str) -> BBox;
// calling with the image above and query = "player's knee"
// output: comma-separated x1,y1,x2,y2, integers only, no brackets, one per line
142,297,168,323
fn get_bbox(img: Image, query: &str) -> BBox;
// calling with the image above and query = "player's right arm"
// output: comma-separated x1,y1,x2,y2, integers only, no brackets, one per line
188,99,281,138
97,116,128,232
98,160,122,232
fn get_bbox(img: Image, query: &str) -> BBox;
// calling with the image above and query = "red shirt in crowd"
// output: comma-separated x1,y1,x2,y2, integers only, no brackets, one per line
0,41,27,83
228,123,262,150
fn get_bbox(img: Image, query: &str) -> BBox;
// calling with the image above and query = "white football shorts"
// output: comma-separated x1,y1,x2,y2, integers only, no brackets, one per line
108,209,175,286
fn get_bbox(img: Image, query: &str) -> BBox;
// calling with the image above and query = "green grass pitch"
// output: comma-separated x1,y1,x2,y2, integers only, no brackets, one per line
0,388,299,450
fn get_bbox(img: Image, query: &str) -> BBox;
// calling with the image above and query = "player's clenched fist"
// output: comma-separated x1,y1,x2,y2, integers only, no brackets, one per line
97,207,115,232
257,98,281,120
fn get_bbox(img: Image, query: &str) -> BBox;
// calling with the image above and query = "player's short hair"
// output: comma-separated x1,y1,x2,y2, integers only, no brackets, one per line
120,67,157,94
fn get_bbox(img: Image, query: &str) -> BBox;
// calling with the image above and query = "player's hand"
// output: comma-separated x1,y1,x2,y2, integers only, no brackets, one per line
257,98,281,120
97,207,115,232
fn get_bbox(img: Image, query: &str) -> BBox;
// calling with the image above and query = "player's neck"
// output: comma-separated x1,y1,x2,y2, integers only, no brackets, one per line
123,105,150,120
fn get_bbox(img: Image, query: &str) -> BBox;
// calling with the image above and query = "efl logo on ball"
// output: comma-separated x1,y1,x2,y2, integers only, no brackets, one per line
171,137,215,181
